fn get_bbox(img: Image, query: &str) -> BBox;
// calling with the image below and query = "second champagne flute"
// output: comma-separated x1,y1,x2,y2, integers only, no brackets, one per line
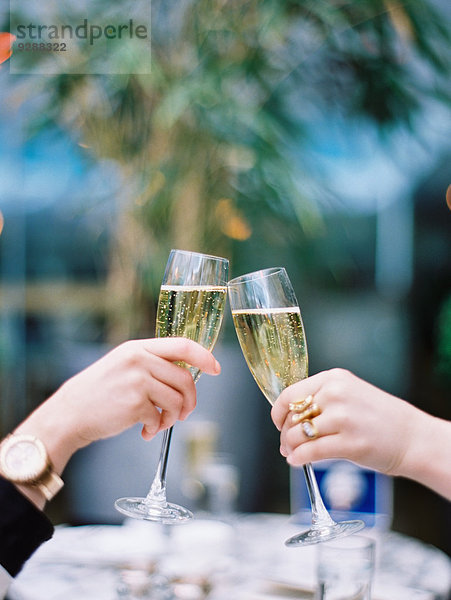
115,249,229,523
228,267,364,546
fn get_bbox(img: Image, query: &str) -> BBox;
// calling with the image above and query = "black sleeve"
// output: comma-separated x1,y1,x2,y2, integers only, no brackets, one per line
0,476,54,576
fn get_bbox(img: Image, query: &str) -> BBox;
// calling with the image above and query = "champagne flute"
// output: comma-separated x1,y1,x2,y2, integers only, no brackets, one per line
228,267,364,546
115,249,229,523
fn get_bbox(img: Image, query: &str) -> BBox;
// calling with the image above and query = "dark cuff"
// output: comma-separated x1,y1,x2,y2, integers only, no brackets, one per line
0,476,54,576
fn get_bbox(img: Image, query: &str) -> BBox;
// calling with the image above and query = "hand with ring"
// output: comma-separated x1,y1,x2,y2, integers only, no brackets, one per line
271,368,451,501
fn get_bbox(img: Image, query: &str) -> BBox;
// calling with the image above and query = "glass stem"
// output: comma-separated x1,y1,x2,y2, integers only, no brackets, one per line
303,463,335,528
144,426,174,507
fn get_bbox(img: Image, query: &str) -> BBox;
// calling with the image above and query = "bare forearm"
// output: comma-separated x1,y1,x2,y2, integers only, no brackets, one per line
398,412,451,500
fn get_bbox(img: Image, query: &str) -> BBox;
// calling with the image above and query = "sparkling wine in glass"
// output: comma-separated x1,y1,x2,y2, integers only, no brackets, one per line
115,249,229,524
228,267,364,546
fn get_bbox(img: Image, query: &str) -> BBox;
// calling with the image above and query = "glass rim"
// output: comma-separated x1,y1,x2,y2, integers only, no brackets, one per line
170,249,229,264
228,267,286,287
319,534,376,551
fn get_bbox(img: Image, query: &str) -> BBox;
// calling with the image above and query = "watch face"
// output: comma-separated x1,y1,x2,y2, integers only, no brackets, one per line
1,436,47,483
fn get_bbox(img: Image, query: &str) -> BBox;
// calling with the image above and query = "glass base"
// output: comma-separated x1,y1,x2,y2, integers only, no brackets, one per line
285,519,365,547
115,497,193,524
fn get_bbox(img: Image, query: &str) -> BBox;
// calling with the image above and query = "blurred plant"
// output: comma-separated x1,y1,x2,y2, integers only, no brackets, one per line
5,0,450,339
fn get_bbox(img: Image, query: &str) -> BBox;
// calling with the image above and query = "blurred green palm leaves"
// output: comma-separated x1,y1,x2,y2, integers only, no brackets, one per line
7,0,450,337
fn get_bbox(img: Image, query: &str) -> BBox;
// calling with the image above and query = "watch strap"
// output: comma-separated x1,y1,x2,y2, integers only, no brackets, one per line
35,469,64,501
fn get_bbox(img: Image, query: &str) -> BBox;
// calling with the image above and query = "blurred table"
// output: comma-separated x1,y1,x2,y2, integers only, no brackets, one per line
9,514,451,600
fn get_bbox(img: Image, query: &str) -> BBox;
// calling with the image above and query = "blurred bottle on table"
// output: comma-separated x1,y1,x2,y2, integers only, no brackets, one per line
182,421,240,517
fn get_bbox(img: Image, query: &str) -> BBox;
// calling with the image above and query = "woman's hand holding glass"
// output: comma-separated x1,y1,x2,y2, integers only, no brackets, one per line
272,369,412,474
272,368,451,501
13,338,221,510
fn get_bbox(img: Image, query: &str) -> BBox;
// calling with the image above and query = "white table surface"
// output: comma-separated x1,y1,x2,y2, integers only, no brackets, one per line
9,513,451,600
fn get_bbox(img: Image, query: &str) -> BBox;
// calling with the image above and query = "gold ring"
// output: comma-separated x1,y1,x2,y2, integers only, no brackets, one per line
301,419,319,439
291,403,321,424
288,394,314,413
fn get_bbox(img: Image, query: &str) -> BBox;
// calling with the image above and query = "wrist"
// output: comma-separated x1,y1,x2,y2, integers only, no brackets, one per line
394,407,427,479
14,388,79,476
397,409,451,498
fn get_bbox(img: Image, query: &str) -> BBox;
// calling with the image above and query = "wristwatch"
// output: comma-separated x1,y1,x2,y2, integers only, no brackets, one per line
0,433,64,501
